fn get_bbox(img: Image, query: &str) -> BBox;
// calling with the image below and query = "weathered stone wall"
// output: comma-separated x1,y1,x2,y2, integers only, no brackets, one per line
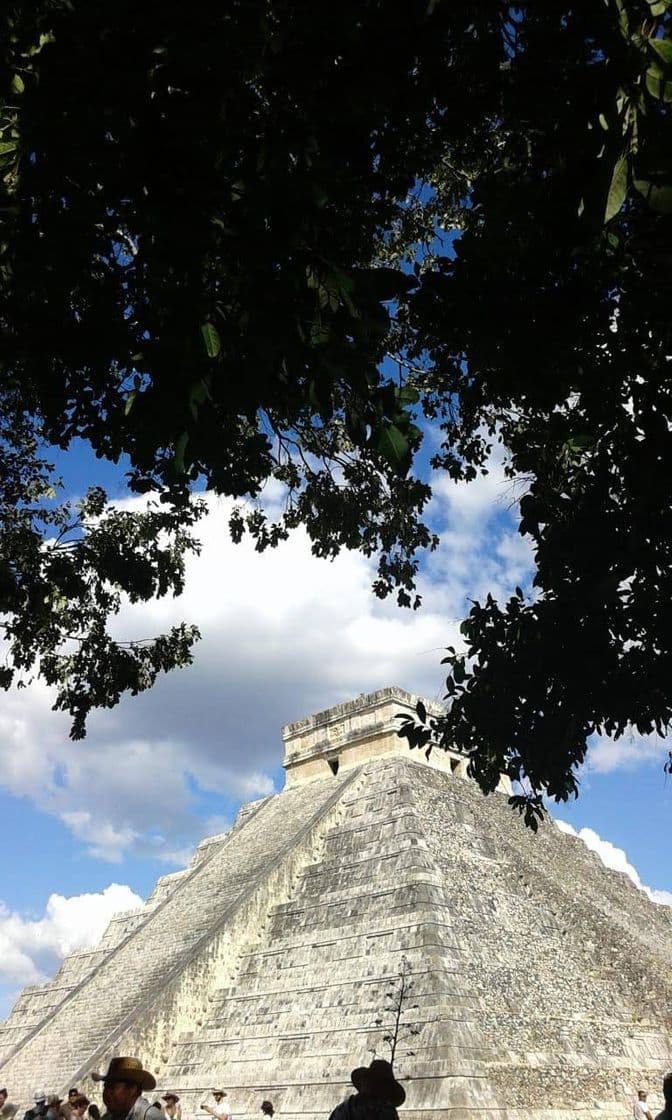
406,762,672,1117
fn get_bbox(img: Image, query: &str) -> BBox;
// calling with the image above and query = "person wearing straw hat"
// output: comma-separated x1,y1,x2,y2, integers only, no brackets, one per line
91,1058,162,1120
328,1059,405,1120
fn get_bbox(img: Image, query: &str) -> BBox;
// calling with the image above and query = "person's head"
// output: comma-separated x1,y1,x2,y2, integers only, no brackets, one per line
46,1097,60,1114
101,1082,140,1117
0,1090,6,1108
70,1097,89,1117
260,1104,274,1117
162,1097,179,1110
212,1094,226,1105
663,1073,672,1106
91,1058,156,1118
67,1093,79,1105
33,1095,47,1114
350,1060,405,1108
638,1091,648,1102
87,1105,100,1120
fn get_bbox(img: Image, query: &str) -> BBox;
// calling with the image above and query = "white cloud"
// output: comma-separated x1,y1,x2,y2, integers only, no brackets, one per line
0,884,143,988
587,729,670,774
555,820,672,906
0,467,534,866
424,447,535,616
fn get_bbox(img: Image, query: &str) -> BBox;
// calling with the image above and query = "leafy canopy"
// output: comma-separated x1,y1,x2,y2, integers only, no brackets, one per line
396,0,672,823
1,1,672,819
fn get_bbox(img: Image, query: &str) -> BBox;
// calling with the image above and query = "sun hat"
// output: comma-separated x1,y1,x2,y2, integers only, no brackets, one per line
91,1058,156,1092
33,1095,47,1105
351,1059,405,1107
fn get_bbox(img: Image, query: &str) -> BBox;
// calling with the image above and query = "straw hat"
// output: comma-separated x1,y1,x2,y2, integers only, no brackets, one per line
351,1059,405,1107
91,1058,156,1092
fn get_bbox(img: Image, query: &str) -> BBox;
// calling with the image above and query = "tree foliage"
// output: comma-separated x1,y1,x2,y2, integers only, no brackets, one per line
1,0,672,810
0,388,202,737
0,0,448,733
397,0,672,818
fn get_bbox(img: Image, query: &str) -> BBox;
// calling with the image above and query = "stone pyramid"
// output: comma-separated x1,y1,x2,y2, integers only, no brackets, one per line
1,687,671,1120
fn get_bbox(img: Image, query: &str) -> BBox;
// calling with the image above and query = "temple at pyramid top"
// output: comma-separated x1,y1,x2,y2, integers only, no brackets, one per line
282,685,511,792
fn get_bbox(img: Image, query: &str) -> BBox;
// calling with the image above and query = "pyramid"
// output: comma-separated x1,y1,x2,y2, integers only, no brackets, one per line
1,686,671,1119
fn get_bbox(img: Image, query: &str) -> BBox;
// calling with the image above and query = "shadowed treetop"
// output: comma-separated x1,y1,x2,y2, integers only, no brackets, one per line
1,1,671,817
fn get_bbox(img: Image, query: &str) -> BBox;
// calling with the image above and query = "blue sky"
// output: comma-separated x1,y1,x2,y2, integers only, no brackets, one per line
0,430,670,1017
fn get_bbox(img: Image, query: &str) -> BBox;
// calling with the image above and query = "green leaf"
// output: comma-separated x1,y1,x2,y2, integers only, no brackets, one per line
11,74,24,95
188,377,210,420
124,389,137,415
309,321,330,346
614,0,629,38
211,216,233,234
311,182,328,208
646,65,672,101
649,37,672,66
604,155,628,223
396,385,420,406
200,322,221,359
0,142,17,156
565,434,592,453
648,0,670,15
633,178,672,213
173,430,189,473
372,422,410,472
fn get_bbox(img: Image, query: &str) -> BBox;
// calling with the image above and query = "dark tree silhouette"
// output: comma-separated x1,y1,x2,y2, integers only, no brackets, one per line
1,2,672,813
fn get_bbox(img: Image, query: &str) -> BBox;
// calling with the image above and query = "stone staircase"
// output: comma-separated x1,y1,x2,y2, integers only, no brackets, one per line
153,759,502,1119
0,770,357,1099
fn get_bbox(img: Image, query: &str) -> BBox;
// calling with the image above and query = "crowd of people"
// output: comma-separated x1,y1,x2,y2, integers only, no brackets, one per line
0,1057,669,1120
